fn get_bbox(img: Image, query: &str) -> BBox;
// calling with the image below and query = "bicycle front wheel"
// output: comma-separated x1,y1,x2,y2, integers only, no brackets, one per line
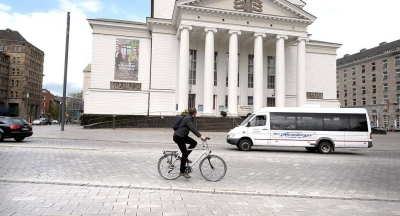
199,155,227,182
158,154,181,180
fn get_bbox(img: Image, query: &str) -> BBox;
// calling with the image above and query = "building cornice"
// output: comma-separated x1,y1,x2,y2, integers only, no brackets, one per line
337,50,400,70
88,19,149,31
172,4,313,28
146,18,174,30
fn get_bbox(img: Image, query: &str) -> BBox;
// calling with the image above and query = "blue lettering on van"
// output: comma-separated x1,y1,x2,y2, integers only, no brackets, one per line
274,132,315,139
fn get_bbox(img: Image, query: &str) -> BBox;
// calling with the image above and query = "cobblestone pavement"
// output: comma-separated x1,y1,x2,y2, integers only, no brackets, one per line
0,125,400,215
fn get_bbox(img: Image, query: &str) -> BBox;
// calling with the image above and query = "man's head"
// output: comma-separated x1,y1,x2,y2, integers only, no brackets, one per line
188,108,197,117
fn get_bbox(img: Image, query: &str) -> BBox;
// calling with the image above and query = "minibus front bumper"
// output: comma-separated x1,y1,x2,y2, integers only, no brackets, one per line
368,141,373,148
227,137,240,145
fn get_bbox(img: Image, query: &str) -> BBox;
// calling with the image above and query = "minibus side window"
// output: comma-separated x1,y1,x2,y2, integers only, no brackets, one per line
297,113,323,131
271,113,296,130
323,114,350,131
349,114,368,132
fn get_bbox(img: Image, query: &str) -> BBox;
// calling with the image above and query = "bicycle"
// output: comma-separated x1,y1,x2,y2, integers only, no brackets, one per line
157,137,227,182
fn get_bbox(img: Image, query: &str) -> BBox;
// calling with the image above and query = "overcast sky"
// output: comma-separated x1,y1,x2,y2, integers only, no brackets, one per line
0,0,399,96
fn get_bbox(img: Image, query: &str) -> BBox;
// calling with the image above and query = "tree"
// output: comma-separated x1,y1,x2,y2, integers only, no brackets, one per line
68,91,83,100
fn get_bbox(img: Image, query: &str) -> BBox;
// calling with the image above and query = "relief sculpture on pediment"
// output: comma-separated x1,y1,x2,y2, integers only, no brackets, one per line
233,0,263,13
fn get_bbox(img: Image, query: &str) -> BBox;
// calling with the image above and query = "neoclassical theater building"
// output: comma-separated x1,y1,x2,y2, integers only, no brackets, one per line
84,0,341,117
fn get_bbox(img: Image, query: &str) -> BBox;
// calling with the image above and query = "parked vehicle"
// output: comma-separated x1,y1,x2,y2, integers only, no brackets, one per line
372,127,387,135
51,119,58,124
42,118,52,125
227,107,372,154
0,116,33,142
32,119,45,125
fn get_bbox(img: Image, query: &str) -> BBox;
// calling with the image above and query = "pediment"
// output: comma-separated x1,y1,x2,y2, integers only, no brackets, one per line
177,0,315,21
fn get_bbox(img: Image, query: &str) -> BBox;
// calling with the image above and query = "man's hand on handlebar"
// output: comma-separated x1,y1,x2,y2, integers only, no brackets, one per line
200,136,206,142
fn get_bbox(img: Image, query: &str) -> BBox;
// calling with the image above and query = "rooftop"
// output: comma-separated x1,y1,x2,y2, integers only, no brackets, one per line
337,39,400,66
0,28,27,42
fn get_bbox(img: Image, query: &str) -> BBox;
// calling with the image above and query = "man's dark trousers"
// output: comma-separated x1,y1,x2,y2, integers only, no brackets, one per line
173,135,197,173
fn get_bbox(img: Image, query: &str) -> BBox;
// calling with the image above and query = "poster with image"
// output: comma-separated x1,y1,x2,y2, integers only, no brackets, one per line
114,38,139,81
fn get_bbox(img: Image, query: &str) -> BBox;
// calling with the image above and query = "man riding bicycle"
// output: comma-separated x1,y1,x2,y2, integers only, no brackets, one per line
173,108,206,178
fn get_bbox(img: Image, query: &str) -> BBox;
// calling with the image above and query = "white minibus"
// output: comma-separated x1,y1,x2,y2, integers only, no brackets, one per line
226,107,373,154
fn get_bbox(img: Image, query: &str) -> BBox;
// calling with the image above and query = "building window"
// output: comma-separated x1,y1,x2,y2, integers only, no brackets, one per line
383,59,387,69
17,57,20,64
373,97,376,105
188,94,195,109
15,91,18,98
383,115,389,128
11,80,14,86
343,69,347,77
248,54,254,88
353,88,356,95
361,65,365,73
10,91,13,98
13,57,16,63
372,85,376,93
396,69,400,78
344,89,347,97
344,100,347,106
42,96,45,100
41,102,45,107
18,46,22,52
383,83,388,92
362,76,365,84
352,67,356,75
373,115,378,127
372,74,376,82
396,56,400,66
352,78,356,85
383,71,387,80
214,52,217,86
337,91,339,98
213,95,216,110
362,98,366,105
267,56,275,89
267,98,275,107
225,95,228,107
362,87,366,94
189,50,197,85
353,99,356,106
396,115,400,129
12,68,15,75
371,62,376,71
344,79,347,88
15,80,18,87
13,46,17,52
248,96,253,105
16,69,19,75
397,82,400,90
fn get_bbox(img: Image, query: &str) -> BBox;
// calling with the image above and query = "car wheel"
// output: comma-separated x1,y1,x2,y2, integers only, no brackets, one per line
0,132,4,142
238,139,252,151
318,142,332,154
14,137,25,142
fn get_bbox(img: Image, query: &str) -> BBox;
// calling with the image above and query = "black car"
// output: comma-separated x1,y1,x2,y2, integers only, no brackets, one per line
371,127,387,135
0,116,33,142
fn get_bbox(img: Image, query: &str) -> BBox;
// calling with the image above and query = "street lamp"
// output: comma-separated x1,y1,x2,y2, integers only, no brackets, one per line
26,92,29,122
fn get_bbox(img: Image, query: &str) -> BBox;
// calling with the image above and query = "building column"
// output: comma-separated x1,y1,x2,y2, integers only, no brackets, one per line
203,28,217,116
275,35,288,107
253,33,266,111
177,25,192,113
297,37,308,107
228,30,241,116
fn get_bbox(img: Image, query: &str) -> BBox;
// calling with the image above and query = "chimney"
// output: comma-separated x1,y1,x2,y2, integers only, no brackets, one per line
344,54,350,57
379,42,387,46
360,48,367,52
6,28,12,32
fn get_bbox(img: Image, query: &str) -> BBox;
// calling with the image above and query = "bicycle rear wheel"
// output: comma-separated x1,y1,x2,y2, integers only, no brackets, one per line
158,154,181,180
199,155,227,182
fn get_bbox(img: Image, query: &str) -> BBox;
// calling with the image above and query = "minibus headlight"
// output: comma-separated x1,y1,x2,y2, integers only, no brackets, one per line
227,133,235,138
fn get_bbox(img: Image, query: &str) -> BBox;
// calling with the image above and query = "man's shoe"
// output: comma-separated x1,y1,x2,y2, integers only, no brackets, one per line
180,173,191,178
187,159,192,163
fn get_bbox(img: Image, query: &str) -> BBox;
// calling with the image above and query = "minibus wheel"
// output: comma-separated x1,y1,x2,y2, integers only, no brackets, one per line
318,142,332,154
238,139,252,151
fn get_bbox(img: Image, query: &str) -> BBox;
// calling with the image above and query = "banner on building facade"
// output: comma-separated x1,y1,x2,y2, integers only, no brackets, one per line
115,38,139,81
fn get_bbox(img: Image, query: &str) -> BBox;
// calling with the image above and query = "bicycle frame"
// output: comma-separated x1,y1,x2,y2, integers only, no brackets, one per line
167,141,212,169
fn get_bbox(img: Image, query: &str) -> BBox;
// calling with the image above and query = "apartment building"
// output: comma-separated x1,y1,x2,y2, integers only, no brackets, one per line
337,39,400,130
0,28,44,120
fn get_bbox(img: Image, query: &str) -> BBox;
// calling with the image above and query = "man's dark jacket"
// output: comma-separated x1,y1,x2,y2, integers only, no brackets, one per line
174,114,201,138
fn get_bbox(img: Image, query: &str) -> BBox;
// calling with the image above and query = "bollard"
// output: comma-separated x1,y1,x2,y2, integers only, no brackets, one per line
113,115,116,129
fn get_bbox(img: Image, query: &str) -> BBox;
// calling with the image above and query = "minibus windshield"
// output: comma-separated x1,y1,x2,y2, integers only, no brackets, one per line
240,114,255,126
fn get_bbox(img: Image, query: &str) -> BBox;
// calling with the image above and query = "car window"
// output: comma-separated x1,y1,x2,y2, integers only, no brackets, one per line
0,117,8,124
11,118,29,125
248,115,267,127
